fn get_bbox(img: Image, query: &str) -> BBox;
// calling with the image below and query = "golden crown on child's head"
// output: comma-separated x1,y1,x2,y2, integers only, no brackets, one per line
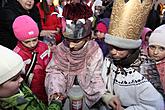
105,0,153,49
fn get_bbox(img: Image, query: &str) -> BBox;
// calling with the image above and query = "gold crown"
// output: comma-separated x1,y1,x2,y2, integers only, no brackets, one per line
105,0,153,49
109,0,153,40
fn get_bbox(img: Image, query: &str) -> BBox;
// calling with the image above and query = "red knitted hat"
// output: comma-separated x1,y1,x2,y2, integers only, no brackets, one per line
96,22,107,33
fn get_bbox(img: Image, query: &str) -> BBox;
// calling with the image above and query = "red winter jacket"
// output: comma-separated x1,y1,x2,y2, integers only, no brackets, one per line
36,3,62,44
14,41,52,104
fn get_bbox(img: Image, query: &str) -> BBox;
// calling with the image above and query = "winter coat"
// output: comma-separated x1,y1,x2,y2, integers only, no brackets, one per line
0,82,61,110
131,52,164,96
0,0,41,49
45,40,106,107
95,38,109,58
156,59,165,94
14,41,52,104
36,3,62,44
102,55,164,109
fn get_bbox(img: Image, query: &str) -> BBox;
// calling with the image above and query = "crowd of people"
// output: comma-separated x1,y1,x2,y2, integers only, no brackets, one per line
0,0,165,110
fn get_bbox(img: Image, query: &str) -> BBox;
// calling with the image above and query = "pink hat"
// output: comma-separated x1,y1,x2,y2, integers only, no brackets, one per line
141,27,152,42
13,15,39,41
96,22,107,33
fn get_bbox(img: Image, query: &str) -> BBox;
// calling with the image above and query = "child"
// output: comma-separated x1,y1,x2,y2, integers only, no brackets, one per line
148,24,165,96
45,3,107,109
95,18,110,57
36,0,62,45
13,15,52,104
0,45,61,110
141,27,152,54
101,0,164,109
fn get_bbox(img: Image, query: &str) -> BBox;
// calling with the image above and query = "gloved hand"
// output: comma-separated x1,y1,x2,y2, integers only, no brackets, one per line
102,92,123,110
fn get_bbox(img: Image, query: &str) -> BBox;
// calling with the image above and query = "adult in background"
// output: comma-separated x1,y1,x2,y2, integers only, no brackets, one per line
100,0,114,18
145,4,161,30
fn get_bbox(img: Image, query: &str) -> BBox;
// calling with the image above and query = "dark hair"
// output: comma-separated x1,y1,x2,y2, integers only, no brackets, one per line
40,0,50,23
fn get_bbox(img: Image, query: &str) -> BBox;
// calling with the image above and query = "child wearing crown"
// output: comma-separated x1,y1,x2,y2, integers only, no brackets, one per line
44,3,108,109
101,0,164,109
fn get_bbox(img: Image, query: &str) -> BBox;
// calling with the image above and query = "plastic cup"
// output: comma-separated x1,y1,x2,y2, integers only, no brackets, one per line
68,85,84,110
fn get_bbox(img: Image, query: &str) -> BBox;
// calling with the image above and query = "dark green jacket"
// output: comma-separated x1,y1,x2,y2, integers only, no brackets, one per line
0,83,62,110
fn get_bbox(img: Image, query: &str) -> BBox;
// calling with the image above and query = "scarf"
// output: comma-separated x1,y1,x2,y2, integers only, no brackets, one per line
52,40,99,75
113,49,140,68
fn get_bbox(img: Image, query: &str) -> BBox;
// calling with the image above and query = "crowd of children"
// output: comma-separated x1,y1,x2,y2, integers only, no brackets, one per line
0,0,165,109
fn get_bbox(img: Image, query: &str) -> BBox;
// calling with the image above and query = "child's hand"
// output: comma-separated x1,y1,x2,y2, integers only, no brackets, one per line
102,92,122,110
48,99,62,110
50,93,66,102
40,30,58,38
109,96,122,110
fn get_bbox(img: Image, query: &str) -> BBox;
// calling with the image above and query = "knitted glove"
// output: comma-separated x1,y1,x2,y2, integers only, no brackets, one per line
48,100,62,110
102,92,114,106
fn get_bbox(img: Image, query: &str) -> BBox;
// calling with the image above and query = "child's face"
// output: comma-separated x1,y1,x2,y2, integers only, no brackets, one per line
61,0,67,6
0,74,23,98
94,6,102,16
148,45,165,61
96,31,105,39
109,45,130,60
21,37,38,49
65,38,87,51
47,0,53,5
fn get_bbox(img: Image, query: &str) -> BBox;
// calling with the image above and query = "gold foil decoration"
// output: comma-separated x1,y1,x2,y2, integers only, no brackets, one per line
109,0,153,40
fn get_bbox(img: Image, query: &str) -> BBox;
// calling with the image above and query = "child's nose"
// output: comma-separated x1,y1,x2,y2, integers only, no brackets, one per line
29,41,36,47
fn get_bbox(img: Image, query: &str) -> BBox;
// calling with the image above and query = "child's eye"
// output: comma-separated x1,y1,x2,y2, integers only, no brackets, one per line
32,39,37,42
159,47,165,51
23,41,30,44
149,45,156,50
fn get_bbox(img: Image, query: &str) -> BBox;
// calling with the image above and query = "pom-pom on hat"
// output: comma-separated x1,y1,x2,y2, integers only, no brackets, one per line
0,45,24,85
13,15,39,41
149,24,165,48
62,3,93,40
104,0,153,49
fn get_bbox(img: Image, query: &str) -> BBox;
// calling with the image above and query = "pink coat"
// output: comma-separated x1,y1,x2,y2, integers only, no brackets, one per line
45,40,106,107
14,41,52,104
156,59,165,93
